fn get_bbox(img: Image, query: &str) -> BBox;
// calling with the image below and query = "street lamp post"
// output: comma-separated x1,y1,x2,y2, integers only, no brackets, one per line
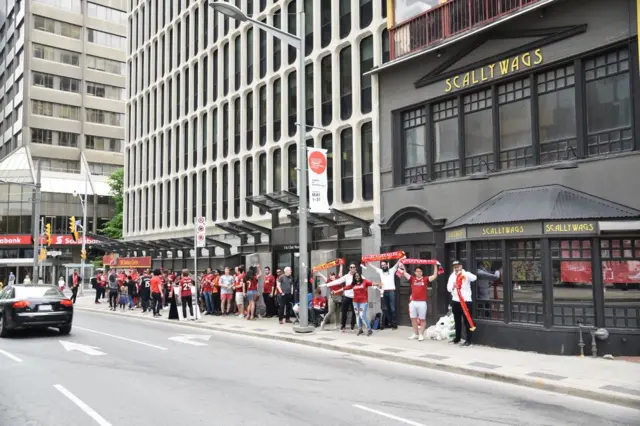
209,1,313,333
73,171,89,296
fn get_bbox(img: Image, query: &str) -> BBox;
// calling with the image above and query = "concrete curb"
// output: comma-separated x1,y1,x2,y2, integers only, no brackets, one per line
75,306,640,410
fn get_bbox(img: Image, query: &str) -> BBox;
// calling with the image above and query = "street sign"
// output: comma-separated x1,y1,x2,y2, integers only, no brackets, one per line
195,216,206,248
48,250,62,257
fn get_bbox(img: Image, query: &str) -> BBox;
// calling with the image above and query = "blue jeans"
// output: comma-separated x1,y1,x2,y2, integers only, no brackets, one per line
203,292,214,313
353,302,371,330
383,291,397,327
128,295,134,309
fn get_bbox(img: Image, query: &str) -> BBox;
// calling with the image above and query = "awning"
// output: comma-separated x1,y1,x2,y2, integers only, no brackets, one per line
599,221,640,233
0,258,50,266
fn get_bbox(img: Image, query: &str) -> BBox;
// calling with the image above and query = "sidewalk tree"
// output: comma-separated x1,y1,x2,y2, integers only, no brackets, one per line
101,168,124,239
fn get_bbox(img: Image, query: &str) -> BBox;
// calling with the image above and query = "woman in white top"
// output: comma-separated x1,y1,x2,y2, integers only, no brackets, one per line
58,276,66,291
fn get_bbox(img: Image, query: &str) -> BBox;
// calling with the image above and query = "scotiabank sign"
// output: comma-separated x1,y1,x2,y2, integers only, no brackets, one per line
0,234,102,246
0,235,33,245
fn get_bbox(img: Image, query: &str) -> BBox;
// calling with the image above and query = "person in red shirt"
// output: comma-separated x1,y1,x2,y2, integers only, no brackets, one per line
400,265,438,341
261,266,276,318
150,269,163,317
310,287,327,327
233,266,246,317
179,269,195,320
243,265,262,321
201,268,214,315
333,272,378,336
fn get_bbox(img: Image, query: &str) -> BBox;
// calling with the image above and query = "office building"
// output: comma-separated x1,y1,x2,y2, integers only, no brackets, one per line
0,0,127,283
124,0,389,273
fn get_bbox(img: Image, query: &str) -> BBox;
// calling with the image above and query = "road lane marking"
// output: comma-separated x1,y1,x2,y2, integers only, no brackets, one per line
168,334,211,346
54,384,112,426
353,404,426,426
73,326,168,351
59,340,106,356
0,349,23,363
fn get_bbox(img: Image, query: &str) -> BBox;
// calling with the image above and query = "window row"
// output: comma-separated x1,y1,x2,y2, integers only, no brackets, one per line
87,81,126,101
87,28,126,50
86,108,124,126
88,162,121,176
32,0,81,13
33,15,81,40
31,128,78,147
468,238,639,329
31,100,80,121
32,157,80,173
87,2,127,26
32,71,80,94
86,135,124,152
32,43,126,76
401,47,634,184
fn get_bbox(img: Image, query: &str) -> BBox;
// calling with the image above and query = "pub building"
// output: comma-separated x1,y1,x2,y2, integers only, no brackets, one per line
372,0,640,355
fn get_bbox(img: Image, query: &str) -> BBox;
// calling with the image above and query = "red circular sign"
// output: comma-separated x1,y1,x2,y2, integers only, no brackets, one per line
308,151,327,175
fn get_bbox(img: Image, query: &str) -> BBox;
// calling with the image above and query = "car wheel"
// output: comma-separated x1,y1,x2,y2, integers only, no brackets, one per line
58,325,72,335
0,313,10,338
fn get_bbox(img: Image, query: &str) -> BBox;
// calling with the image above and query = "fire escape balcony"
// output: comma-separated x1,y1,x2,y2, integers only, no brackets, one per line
390,0,556,61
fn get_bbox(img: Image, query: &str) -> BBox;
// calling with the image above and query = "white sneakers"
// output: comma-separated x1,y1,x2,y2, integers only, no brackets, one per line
409,333,425,341
418,334,425,342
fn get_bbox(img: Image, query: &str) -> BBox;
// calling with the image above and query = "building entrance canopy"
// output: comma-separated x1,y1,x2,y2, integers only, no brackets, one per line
444,185,640,242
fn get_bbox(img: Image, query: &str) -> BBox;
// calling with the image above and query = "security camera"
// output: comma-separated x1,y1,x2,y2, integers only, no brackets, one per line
72,189,78,197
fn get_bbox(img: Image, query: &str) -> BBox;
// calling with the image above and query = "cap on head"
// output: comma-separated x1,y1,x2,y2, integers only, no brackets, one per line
452,260,461,266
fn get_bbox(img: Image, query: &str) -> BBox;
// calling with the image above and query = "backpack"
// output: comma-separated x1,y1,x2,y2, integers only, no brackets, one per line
371,312,382,330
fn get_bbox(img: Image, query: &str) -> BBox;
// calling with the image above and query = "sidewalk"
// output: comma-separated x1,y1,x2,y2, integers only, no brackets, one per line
70,291,640,409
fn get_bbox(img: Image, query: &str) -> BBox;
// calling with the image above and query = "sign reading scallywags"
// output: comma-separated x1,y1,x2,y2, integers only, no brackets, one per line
307,148,330,213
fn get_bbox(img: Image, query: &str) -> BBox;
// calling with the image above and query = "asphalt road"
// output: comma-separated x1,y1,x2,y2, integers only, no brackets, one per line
0,311,638,426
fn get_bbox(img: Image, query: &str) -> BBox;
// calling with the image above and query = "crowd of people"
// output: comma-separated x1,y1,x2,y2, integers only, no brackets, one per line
81,257,479,344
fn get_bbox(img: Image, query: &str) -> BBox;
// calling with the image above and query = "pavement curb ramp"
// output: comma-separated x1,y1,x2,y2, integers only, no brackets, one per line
75,306,640,410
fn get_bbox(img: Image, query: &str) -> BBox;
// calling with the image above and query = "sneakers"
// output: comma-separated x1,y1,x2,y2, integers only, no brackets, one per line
449,340,460,345
418,334,425,342
409,334,418,340
367,329,373,337
463,341,472,347
357,329,364,336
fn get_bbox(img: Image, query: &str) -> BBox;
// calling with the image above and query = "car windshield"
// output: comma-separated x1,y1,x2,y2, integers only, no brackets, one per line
14,286,63,299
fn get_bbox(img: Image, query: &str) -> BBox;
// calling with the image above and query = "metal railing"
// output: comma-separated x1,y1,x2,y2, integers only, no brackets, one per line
390,0,542,60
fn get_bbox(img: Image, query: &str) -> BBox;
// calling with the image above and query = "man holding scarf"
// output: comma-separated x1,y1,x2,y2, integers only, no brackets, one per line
362,255,405,330
447,260,477,347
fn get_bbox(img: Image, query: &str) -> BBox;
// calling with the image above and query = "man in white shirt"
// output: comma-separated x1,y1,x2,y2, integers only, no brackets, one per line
362,256,405,330
447,260,477,347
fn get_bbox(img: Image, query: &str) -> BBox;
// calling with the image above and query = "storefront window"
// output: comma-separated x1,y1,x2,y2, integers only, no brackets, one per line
473,241,503,320
585,48,632,156
509,240,543,325
600,238,640,328
464,89,494,174
432,98,460,179
551,239,595,327
402,107,427,184
498,78,533,170
538,65,577,164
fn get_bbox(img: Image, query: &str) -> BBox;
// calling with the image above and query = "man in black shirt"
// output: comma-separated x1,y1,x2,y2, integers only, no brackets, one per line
139,270,152,313
126,275,137,310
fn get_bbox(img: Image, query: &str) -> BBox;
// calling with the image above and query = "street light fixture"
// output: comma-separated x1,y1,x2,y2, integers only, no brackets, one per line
209,1,313,333
73,170,89,295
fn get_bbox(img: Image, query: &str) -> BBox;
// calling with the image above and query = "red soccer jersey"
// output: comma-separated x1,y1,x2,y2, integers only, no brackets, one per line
234,273,245,290
201,276,212,292
410,276,429,302
179,277,193,297
263,275,275,293
312,296,327,310
150,276,162,293
246,278,258,292
344,280,373,303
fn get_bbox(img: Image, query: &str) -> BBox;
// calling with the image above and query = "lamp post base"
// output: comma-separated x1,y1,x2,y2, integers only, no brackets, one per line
292,325,315,334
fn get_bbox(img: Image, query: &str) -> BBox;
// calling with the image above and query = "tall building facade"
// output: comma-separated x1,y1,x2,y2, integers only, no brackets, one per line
0,0,126,283
124,0,390,259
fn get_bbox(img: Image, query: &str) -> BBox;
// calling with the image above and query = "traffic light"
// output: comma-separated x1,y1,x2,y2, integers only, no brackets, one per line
81,249,87,260
39,248,47,261
69,216,79,242
45,223,52,247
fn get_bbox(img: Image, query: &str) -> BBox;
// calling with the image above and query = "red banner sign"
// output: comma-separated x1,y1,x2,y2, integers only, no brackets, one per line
560,261,592,283
0,235,33,245
103,255,152,268
603,261,640,284
40,235,102,246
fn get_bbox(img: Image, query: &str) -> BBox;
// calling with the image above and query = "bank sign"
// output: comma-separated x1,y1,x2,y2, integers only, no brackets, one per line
0,234,102,246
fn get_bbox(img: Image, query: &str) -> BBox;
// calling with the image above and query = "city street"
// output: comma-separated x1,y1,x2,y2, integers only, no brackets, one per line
0,311,638,426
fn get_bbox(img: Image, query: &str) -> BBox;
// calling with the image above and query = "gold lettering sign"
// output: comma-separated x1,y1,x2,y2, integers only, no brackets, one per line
481,225,525,236
447,229,465,240
544,223,596,233
445,49,543,93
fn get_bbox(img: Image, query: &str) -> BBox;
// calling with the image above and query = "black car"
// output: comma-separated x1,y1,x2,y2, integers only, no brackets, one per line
0,284,73,337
